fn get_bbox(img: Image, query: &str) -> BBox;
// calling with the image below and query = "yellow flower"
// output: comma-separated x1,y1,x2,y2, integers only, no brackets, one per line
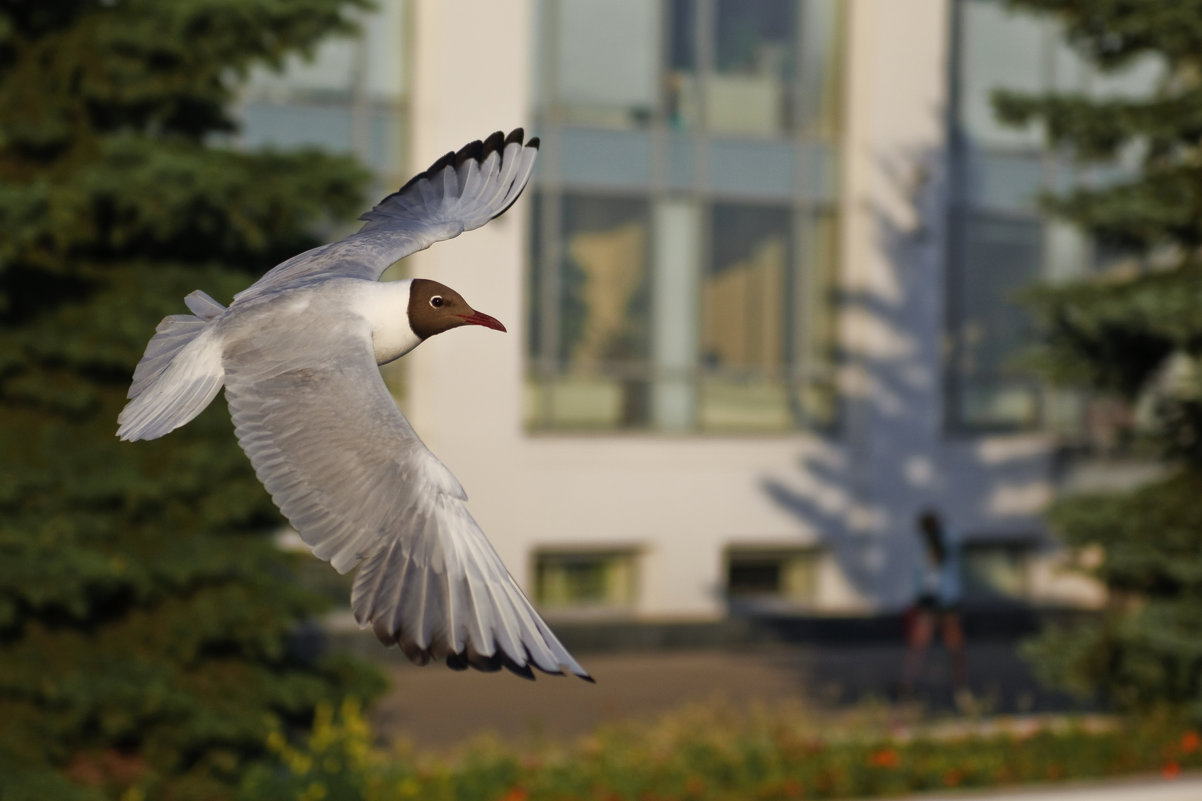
300,781,328,801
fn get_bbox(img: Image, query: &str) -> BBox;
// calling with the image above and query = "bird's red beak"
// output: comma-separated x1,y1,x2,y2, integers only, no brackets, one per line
457,310,507,332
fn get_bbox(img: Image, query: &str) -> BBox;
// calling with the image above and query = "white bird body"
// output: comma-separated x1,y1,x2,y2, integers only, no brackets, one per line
118,130,591,681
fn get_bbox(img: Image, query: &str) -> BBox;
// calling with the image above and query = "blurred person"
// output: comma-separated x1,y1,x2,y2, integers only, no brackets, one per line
901,509,967,700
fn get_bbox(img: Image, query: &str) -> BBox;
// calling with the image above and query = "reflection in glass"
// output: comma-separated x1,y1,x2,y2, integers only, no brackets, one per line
238,0,407,176
542,0,846,138
708,0,797,135
951,214,1042,428
528,194,841,433
798,0,843,137
799,209,840,428
957,0,1048,150
700,204,794,430
556,0,660,127
529,195,652,430
666,0,699,129
948,0,1165,433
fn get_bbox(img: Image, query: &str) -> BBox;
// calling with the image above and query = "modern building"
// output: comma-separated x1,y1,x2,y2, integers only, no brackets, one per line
237,0,1158,622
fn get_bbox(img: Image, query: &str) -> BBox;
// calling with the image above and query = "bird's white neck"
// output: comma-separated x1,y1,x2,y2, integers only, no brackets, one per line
354,279,423,365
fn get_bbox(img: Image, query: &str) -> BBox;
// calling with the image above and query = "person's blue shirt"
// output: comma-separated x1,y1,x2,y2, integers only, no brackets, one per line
914,530,962,608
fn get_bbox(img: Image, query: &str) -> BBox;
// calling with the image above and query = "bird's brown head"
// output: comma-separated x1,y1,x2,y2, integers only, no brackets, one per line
407,278,506,340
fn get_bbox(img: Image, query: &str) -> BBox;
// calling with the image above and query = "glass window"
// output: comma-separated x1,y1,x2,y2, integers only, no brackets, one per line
556,0,660,127
666,0,700,130
541,0,843,138
534,549,639,611
962,540,1034,602
700,203,795,431
528,195,840,433
798,209,841,428
708,0,797,135
957,0,1048,151
726,547,823,610
237,0,407,177
949,214,1043,429
527,0,845,434
947,0,1165,432
798,0,843,137
528,195,653,430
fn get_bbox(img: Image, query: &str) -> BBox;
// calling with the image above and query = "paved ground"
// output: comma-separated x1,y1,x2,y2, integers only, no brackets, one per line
363,642,1199,800
368,642,1089,750
882,775,1202,801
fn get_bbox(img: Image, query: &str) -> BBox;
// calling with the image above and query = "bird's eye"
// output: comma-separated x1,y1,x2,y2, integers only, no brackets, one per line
429,295,444,308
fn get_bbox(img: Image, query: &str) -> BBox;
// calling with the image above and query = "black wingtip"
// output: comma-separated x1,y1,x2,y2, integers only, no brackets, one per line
362,128,541,224
482,130,506,153
400,129,534,194
453,138,485,169
399,641,591,682
504,660,537,681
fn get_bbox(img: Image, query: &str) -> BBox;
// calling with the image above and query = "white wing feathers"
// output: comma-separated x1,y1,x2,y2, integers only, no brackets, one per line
232,129,539,305
222,321,589,680
116,290,226,442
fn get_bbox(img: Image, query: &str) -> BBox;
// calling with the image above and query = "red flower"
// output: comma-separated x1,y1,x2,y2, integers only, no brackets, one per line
499,786,528,801
943,768,964,787
1163,761,1182,780
1182,731,1200,755
868,748,900,768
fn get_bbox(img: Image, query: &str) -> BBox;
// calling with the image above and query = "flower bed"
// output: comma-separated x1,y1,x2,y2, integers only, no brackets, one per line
238,700,1202,801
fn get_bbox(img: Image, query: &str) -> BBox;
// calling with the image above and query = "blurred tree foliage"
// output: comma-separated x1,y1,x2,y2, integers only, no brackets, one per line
0,2,385,799
994,0,1202,721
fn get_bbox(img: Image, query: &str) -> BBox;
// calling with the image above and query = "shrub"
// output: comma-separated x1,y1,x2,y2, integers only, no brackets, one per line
240,701,1202,801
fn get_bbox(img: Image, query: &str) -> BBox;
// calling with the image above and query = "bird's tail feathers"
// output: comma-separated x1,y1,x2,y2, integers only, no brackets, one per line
117,290,226,442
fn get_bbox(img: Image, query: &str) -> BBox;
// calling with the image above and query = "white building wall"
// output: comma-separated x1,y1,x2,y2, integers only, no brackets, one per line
397,0,1089,619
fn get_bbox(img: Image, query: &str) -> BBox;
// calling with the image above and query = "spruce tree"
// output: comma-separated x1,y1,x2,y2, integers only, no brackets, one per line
0,2,383,798
993,0,1202,721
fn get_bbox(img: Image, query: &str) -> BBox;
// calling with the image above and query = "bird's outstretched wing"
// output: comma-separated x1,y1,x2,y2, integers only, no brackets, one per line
233,128,539,305
222,317,589,680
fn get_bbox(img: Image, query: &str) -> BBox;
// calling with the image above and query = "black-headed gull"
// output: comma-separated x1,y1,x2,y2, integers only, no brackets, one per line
118,130,591,681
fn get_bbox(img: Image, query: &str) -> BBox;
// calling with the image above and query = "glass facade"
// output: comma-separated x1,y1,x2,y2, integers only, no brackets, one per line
235,0,410,186
946,0,1161,431
527,0,844,433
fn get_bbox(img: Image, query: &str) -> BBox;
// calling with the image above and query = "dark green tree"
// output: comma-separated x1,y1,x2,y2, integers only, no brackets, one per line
993,0,1202,721
0,2,384,798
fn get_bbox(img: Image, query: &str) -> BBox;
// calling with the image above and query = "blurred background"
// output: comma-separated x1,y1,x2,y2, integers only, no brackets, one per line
5,0,1202,799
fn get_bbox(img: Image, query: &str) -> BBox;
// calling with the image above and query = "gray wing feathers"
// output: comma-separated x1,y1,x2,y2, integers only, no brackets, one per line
358,129,538,233
116,291,226,442
232,130,539,305
223,324,588,679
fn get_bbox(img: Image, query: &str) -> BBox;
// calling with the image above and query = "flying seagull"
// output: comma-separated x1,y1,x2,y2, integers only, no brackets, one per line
117,129,591,681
